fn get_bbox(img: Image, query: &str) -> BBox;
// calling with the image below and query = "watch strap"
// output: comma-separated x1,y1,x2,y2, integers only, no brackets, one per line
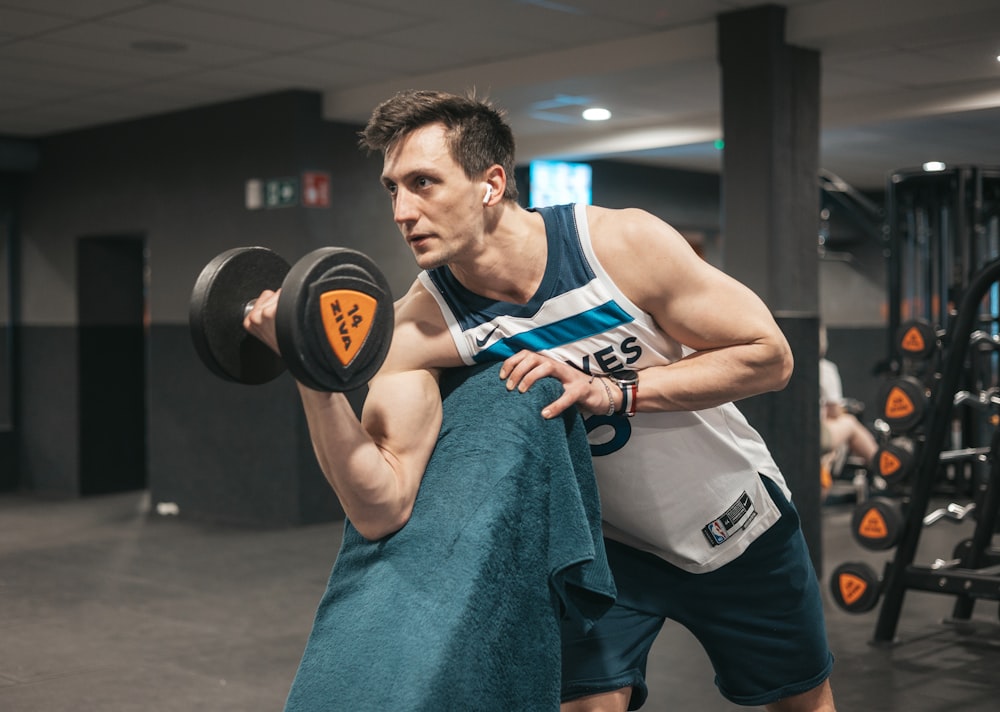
619,380,637,417
611,372,638,417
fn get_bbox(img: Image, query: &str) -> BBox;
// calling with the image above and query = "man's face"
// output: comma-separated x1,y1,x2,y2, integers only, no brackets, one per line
380,123,485,269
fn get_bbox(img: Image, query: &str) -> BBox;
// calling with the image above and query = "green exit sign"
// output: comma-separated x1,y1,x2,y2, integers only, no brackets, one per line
264,178,298,208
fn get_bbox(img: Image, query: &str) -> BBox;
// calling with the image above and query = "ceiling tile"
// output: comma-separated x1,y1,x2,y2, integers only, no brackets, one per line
175,0,423,36
301,39,460,76
229,54,392,88
0,55,136,90
30,22,263,66
0,0,141,18
99,4,337,51
1,40,198,80
0,6,77,34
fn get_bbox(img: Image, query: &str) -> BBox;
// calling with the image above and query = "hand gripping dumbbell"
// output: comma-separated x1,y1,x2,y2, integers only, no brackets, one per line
189,246,393,391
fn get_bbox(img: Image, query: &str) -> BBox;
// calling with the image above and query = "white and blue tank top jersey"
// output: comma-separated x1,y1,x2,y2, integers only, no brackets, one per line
421,202,639,368
418,202,790,574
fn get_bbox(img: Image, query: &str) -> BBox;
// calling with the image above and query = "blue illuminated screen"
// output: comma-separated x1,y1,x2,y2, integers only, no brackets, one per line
529,160,592,207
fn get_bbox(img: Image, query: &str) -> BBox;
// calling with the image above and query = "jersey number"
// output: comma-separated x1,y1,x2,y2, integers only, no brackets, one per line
584,413,631,456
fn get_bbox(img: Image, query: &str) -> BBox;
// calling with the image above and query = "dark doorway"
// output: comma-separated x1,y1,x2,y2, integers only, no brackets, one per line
77,235,148,495
0,176,17,490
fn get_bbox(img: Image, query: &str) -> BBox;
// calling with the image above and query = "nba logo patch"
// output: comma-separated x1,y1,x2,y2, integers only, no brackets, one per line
705,519,727,545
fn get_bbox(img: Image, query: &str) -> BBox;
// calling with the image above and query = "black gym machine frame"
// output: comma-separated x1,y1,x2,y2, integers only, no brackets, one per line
871,257,1000,644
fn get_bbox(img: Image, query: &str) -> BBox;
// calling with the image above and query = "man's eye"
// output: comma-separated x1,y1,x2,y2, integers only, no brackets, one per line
416,177,431,188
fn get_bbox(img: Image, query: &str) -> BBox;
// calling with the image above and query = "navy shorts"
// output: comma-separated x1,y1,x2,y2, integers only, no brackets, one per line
561,476,834,709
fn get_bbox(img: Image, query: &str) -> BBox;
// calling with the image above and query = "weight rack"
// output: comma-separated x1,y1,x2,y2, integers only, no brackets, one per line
872,258,1000,644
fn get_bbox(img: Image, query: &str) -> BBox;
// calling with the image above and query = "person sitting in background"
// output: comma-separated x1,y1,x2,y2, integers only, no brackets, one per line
819,326,879,500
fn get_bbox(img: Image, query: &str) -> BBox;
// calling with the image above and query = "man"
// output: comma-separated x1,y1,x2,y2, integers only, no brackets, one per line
819,325,878,500
245,90,836,711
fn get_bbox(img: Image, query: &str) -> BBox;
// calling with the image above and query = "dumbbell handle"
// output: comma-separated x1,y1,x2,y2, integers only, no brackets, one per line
952,388,1000,409
923,502,975,526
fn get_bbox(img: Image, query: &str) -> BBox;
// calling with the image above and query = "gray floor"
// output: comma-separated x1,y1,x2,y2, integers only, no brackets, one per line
1,489,998,711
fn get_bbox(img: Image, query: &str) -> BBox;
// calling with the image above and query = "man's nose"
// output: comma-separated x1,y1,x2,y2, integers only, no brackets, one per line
393,189,417,224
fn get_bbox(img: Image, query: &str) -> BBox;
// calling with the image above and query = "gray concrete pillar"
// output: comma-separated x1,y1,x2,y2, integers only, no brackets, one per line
717,4,824,573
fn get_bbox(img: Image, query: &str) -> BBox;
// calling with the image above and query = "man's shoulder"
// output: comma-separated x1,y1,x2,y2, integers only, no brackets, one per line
585,205,684,261
395,276,444,321
586,204,663,236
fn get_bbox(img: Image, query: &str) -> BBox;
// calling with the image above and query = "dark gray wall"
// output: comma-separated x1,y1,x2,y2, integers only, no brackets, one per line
825,325,888,419
590,159,721,229
17,91,403,524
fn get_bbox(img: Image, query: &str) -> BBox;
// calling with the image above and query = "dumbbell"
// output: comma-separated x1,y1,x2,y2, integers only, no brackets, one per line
850,496,906,551
877,375,929,433
829,561,882,613
872,437,916,486
895,318,940,361
189,246,393,391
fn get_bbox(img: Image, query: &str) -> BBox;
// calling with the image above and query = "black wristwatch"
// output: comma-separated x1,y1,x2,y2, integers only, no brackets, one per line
610,370,638,417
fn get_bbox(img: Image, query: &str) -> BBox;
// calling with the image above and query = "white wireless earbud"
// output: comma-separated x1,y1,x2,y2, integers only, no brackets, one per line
482,185,493,204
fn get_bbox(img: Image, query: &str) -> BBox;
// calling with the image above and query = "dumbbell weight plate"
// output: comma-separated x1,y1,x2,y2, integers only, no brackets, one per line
873,438,916,485
878,375,928,433
189,247,290,384
276,247,393,392
851,497,905,550
829,561,882,613
896,319,938,360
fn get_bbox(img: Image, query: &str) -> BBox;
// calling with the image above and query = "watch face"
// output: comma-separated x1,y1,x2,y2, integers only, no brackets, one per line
613,370,638,385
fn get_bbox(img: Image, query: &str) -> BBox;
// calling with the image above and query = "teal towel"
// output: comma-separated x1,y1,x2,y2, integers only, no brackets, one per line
284,363,615,711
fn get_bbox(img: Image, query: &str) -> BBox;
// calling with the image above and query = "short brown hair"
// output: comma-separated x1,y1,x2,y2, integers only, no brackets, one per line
359,89,519,201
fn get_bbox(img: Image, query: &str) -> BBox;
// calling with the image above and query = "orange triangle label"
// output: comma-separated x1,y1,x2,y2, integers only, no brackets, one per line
900,326,926,354
884,386,915,419
319,289,377,367
858,509,888,539
838,573,868,605
879,451,902,476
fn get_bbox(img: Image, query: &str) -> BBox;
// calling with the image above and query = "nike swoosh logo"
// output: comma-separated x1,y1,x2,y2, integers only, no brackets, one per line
475,326,500,347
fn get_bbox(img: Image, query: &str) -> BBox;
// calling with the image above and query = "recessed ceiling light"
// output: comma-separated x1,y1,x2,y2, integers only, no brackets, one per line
130,39,188,54
922,161,947,172
582,107,611,121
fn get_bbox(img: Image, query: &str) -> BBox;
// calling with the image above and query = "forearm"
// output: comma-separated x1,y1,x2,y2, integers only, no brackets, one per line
297,371,441,539
632,340,793,413
824,402,845,419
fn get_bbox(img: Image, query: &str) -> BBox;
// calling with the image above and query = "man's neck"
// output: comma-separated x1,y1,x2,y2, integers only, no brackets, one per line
449,204,547,305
